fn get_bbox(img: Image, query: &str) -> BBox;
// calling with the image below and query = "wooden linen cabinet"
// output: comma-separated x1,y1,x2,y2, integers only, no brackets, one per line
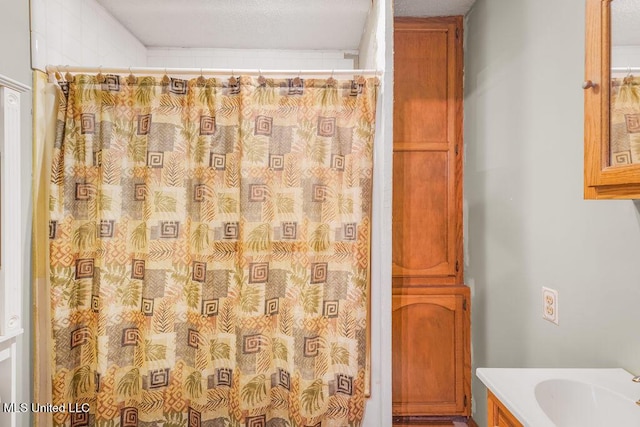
392,17,470,422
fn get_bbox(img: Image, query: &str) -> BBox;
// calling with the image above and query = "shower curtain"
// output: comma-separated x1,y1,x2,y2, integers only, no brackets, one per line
34,72,377,427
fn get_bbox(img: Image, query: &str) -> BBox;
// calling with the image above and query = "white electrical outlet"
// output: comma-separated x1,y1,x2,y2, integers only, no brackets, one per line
542,287,559,325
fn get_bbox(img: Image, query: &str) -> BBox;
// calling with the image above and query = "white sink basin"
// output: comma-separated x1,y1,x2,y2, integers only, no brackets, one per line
476,368,640,427
535,379,640,427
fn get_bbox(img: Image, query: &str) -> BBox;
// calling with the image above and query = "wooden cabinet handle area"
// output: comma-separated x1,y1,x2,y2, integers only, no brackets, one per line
582,80,595,89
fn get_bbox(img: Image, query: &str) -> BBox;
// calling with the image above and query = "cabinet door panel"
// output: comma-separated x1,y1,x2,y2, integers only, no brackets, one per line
392,292,467,415
392,151,451,274
394,30,449,144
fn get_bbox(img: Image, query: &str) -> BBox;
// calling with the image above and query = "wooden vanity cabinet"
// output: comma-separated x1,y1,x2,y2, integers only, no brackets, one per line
392,286,471,417
393,17,463,286
487,390,523,427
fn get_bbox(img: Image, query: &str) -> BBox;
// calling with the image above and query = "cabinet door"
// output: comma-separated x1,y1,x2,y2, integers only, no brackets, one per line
392,17,463,285
487,391,523,427
392,290,469,416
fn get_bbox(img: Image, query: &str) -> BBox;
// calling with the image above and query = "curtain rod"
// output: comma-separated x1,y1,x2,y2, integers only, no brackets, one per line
45,65,383,78
612,67,640,72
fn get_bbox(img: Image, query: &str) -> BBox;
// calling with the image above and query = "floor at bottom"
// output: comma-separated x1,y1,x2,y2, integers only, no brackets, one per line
394,417,478,427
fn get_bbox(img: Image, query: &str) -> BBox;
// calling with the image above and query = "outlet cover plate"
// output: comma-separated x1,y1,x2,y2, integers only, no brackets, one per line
542,287,558,325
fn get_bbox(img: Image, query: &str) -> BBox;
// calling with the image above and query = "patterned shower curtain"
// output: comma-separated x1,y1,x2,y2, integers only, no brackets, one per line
611,76,640,166
45,73,377,427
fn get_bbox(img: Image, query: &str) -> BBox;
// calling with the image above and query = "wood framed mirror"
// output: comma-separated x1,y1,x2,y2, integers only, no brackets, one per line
584,0,640,199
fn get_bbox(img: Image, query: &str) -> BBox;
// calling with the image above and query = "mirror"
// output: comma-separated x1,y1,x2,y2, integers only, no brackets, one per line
584,0,640,199
610,0,640,167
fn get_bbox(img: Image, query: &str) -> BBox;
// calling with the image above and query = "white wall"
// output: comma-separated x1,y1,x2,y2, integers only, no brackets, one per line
464,0,640,425
30,0,366,74
0,0,32,425
30,0,147,70
612,45,640,69
358,6,379,70
30,0,362,72
147,47,357,70
359,0,393,425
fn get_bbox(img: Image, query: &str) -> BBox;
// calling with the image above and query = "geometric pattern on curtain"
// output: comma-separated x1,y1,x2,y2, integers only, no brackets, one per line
610,76,640,166
48,74,377,427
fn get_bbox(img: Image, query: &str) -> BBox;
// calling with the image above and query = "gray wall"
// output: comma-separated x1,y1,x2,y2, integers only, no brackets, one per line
0,0,33,425
464,0,640,425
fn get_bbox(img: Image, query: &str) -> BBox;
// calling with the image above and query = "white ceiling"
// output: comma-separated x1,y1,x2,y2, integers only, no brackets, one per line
96,0,478,50
394,0,477,18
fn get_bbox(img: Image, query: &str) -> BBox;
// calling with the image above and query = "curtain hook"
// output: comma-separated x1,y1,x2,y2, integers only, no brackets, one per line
197,68,206,86
127,66,136,85
55,65,62,81
96,65,104,83
328,69,337,86
258,69,266,86
161,68,169,85
64,64,73,82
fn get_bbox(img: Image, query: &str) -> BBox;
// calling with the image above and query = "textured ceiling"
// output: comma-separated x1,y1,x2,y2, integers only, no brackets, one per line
611,0,640,45
394,0,477,17
96,0,372,49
